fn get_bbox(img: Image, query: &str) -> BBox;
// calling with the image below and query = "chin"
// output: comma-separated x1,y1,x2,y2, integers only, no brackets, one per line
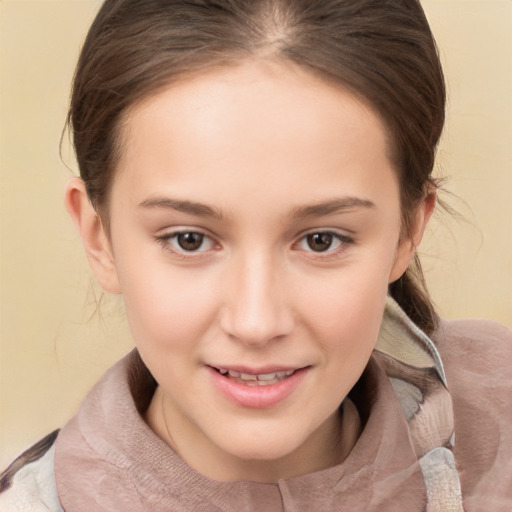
215,424,311,463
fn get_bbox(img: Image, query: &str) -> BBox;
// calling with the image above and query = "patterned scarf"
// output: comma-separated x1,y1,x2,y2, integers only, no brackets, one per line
376,297,464,511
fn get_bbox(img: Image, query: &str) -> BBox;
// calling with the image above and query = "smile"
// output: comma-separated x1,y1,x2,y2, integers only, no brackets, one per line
208,365,310,408
216,368,296,386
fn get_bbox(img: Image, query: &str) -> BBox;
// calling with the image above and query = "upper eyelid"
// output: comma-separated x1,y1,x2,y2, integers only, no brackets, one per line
155,228,219,252
156,226,216,239
155,227,353,241
295,228,353,241
293,229,354,254
296,225,357,237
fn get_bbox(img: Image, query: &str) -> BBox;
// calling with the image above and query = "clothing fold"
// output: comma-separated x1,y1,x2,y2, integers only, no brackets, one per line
2,298,511,510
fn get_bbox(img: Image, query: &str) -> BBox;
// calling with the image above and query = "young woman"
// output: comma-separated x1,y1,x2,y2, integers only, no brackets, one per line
1,0,511,510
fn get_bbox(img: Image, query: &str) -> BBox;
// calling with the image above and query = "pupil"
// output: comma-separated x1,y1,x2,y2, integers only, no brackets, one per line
307,233,332,252
177,232,203,251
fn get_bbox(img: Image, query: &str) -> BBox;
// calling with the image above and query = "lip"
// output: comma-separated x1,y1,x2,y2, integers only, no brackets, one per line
207,365,309,408
209,364,299,375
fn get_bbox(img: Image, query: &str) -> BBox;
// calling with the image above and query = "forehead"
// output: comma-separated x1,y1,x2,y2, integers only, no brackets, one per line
113,59,399,216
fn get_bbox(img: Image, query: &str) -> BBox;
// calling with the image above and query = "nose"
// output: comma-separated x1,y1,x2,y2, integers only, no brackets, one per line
219,252,294,347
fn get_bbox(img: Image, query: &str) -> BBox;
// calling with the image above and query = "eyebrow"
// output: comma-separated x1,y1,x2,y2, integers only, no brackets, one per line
139,197,224,220
291,197,376,218
139,195,375,220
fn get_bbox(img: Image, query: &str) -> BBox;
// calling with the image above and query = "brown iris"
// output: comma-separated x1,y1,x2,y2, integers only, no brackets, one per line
306,233,334,252
177,232,204,251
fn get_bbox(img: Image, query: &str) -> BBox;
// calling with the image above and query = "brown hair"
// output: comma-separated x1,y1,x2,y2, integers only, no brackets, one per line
69,0,445,334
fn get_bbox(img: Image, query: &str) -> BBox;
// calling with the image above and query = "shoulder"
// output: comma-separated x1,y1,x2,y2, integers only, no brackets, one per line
435,317,512,362
434,319,512,509
435,318,512,390
0,430,63,511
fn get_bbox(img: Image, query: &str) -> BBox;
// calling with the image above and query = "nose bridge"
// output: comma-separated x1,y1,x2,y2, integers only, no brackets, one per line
221,248,292,346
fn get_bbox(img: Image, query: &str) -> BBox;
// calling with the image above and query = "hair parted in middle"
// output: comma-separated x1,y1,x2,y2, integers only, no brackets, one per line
69,0,446,333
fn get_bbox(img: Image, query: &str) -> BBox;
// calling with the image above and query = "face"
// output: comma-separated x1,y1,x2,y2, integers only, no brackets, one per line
69,60,423,481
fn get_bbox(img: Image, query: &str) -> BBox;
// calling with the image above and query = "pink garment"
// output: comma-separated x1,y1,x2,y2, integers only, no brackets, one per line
55,354,426,511
53,316,512,511
437,319,512,510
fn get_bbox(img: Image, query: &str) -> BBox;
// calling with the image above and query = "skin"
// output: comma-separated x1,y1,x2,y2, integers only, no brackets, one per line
66,59,434,483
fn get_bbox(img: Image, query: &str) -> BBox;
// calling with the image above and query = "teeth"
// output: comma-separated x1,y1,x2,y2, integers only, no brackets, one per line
257,372,277,381
218,367,297,384
240,372,257,380
258,378,279,386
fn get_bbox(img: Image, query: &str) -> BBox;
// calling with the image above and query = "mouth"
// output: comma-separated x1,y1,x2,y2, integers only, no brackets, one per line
207,365,310,408
211,367,298,386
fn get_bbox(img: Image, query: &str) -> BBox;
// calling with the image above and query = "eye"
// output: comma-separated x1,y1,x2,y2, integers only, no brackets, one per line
296,231,352,253
156,230,216,254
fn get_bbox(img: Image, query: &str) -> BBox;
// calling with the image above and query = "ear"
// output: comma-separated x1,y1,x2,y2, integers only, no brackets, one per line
64,177,121,294
389,187,436,283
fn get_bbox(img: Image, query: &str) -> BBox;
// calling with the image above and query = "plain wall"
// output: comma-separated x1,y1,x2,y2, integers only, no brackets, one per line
1,0,511,468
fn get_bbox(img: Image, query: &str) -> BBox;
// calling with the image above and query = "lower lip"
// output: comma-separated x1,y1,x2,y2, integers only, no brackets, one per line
208,367,309,408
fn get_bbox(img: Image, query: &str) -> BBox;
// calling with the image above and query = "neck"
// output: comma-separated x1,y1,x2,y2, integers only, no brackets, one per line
146,387,361,482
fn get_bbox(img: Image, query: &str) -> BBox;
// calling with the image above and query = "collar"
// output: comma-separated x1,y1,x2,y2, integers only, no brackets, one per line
54,297,464,511
376,296,463,511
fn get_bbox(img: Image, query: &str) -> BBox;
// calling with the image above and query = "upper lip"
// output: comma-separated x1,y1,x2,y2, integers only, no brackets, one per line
207,364,309,375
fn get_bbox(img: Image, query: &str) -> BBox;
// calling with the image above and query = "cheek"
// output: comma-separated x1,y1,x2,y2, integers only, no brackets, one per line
298,258,391,359
322,287,386,351
303,258,391,322
118,261,221,350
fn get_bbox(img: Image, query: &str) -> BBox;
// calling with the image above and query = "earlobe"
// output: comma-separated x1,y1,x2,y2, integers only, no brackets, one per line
64,177,121,294
389,188,437,283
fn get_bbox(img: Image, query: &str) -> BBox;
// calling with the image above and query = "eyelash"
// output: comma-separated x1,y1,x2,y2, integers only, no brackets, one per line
155,230,217,259
155,229,354,260
294,231,354,258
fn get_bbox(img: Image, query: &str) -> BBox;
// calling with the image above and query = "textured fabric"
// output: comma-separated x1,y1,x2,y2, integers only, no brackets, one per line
51,298,462,511
435,318,512,510
373,299,463,511
2,300,511,511
0,443,62,511
54,354,427,511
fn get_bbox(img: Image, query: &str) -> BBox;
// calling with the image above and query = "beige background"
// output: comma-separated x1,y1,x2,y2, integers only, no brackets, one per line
1,0,511,468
